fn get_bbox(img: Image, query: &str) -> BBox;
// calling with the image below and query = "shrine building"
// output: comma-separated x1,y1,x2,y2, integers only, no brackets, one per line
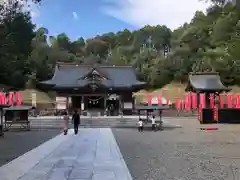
40,62,146,116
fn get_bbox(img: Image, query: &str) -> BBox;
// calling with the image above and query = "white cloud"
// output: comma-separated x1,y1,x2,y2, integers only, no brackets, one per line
102,0,212,30
72,12,79,20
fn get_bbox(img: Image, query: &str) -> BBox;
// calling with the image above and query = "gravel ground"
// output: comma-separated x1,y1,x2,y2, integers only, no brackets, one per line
0,129,61,167
112,120,240,180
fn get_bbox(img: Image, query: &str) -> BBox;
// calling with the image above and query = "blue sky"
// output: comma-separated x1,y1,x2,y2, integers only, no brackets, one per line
30,0,210,40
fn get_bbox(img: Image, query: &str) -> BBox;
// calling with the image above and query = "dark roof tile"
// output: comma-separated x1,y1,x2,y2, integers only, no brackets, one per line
40,63,145,88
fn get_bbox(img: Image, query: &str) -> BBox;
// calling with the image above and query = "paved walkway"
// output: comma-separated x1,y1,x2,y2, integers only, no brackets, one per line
0,129,132,180
29,116,197,120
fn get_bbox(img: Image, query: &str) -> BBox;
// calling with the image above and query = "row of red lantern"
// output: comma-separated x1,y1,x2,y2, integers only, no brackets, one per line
0,92,22,106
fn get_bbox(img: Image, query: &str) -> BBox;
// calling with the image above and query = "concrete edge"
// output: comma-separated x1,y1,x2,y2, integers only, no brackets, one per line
109,128,133,180
0,130,73,180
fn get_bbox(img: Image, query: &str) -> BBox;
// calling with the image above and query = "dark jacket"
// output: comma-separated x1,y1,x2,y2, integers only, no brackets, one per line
72,113,80,125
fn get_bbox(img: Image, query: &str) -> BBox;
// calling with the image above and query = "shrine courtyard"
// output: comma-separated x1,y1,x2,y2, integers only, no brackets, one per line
1,118,240,180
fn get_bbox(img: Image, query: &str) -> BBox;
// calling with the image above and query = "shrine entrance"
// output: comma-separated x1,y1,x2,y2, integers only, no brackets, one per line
85,95,104,110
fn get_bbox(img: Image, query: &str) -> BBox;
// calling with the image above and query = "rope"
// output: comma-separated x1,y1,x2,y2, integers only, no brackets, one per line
87,96,103,102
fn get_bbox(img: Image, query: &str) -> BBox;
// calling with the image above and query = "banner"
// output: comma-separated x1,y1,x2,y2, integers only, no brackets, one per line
157,93,162,106
210,94,215,109
219,94,225,108
184,93,189,111
198,105,202,121
199,93,206,108
227,94,233,108
147,94,152,105
8,92,14,105
0,93,3,104
15,92,22,106
1,94,7,104
234,94,239,108
185,93,191,112
175,98,181,112
236,94,240,108
181,100,184,110
213,105,218,121
191,93,197,110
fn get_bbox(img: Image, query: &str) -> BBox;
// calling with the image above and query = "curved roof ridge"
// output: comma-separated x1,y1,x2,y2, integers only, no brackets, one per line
56,62,133,68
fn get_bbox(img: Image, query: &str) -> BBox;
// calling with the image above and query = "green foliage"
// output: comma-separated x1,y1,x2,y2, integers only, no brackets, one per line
0,1,239,90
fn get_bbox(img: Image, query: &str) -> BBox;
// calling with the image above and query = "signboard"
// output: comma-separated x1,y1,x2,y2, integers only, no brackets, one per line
56,97,67,110
123,102,132,109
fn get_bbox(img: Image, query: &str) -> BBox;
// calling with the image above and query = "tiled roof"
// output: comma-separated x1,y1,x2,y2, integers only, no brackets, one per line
40,62,146,88
186,72,231,92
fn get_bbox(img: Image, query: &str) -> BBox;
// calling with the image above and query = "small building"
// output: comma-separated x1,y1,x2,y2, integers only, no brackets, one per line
39,62,146,115
185,72,231,107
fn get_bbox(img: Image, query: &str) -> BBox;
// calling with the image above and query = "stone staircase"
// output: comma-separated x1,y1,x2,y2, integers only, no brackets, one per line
29,117,139,129
80,118,138,128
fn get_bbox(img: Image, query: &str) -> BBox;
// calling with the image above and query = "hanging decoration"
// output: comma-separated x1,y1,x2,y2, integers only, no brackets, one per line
87,96,103,102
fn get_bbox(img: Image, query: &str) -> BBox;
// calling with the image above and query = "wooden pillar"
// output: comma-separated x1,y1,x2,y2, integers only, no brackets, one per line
104,93,107,110
119,95,123,116
66,96,69,111
81,95,84,112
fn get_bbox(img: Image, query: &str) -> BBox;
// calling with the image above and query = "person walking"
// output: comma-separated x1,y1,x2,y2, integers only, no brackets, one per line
137,119,143,132
151,115,156,131
63,111,69,135
72,110,80,135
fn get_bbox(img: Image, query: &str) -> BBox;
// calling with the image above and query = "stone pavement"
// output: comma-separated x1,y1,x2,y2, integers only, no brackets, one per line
0,128,132,180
